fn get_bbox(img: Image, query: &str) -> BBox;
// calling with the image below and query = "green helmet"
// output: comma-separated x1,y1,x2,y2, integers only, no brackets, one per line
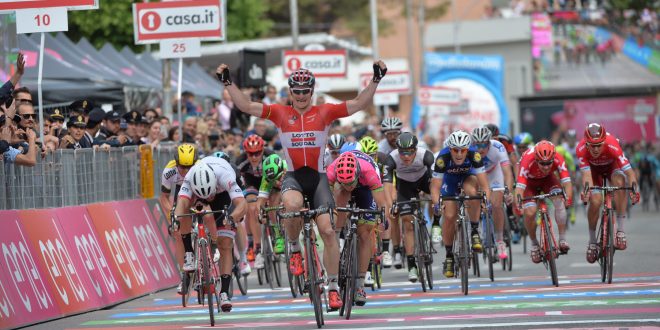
262,154,287,181
359,136,379,154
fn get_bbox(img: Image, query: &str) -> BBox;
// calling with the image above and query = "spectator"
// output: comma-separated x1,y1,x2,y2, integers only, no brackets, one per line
1,52,25,120
69,99,94,119
97,110,128,147
165,125,180,142
59,115,90,149
143,108,158,122
138,117,150,139
141,120,162,148
181,91,199,116
217,89,233,130
182,116,197,143
263,84,278,104
85,108,110,151
159,116,171,133
122,110,144,145
16,102,38,137
1,116,37,167
42,109,65,152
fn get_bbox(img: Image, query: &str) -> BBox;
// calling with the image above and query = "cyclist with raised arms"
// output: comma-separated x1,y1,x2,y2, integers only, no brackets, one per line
576,123,639,263
175,156,247,312
327,151,392,306
235,134,274,270
471,126,514,260
324,133,346,169
159,144,203,294
255,154,288,254
513,141,573,264
216,60,387,310
430,131,490,278
382,132,435,282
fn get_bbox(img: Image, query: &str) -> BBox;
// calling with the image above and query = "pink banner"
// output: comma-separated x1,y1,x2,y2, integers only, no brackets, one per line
54,206,128,306
552,96,658,142
0,210,61,329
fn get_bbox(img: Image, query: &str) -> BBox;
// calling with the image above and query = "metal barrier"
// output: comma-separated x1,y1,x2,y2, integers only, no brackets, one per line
1,145,177,210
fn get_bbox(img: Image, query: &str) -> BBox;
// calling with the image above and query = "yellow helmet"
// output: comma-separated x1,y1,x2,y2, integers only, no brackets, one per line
175,143,198,167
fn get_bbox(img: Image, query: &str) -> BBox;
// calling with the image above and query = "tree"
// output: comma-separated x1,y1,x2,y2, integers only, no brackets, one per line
67,0,274,51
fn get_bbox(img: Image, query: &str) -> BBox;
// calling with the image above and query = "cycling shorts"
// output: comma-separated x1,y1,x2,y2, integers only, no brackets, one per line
441,174,476,197
486,166,506,191
521,175,562,209
351,186,377,224
588,164,625,187
282,166,335,209
396,171,431,216
207,191,236,238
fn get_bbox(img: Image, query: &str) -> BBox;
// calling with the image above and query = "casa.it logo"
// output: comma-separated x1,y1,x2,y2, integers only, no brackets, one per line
287,58,302,72
142,11,161,31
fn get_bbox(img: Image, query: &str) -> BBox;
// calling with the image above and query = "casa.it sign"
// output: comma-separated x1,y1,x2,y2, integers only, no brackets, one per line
0,0,98,13
133,0,224,45
359,71,411,94
283,50,347,78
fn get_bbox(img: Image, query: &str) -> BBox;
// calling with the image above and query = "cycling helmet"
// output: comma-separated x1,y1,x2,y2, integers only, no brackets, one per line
514,132,534,145
190,164,216,199
262,154,286,181
381,117,403,132
584,123,606,144
288,68,315,88
446,130,472,149
212,151,231,162
396,132,418,149
243,134,265,153
175,143,198,166
340,141,363,154
485,123,500,136
335,153,360,185
328,134,345,150
566,129,577,139
359,136,379,154
534,140,556,162
471,126,492,143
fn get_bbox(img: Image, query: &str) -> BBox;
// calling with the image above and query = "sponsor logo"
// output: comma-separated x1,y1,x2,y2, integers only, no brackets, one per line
164,169,177,180
473,152,482,162
435,158,445,169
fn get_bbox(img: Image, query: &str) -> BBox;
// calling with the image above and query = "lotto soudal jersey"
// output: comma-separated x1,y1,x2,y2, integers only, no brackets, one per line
261,103,348,173
161,159,185,194
382,147,435,183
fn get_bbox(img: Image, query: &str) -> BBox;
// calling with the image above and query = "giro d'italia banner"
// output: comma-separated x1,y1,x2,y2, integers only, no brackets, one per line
414,53,509,140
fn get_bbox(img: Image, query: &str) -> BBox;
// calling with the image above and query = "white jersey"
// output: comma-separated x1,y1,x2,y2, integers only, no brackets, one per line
178,157,244,201
160,160,185,202
322,148,334,170
378,138,395,156
481,140,510,190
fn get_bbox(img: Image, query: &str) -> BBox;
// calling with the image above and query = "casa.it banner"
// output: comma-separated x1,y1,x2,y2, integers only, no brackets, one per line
414,53,509,136
0,199,178,329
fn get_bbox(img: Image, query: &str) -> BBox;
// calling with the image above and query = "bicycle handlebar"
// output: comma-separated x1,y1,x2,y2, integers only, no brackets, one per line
582,182,638,205
440,193,486,202
393,198,431,206
336,206,384,217
175,208,227,219
279,206,330,219
519,190,565,204
261,205,285,212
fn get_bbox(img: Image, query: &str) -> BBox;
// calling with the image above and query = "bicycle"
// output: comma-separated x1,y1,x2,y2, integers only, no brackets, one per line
368,224,384,291
518,190,565,287
258,205,285,289
279,206,331,329
501,202,513,271
441,193,485,295
392,198,436,292
175,204,229,326
480,201,496,282
583,180,636,284
336,205,384,319
228,246,248,299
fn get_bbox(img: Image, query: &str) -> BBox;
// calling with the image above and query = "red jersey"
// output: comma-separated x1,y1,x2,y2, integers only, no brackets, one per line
575,134,631,172
261,103,348,172
516,147,571,190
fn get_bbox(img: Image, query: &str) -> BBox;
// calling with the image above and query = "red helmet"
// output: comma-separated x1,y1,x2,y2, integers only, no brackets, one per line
534,140,555,162
243,134,265,153
584,123,606,144
335,153,360,185
288,68,315,88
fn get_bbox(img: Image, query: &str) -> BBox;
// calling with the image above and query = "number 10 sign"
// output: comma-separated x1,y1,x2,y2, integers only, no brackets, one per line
16,7,69,33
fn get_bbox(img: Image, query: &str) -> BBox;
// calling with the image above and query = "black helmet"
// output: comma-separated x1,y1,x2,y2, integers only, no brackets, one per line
396,132,418,150
485,123,500,136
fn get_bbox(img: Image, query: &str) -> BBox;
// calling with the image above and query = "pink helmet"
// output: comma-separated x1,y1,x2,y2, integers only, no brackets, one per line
335,153,360,185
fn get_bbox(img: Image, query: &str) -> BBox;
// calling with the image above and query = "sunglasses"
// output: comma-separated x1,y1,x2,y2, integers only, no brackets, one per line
475,142,490,149
248,151,263,157
15,98,33,104
400,149,416,156
451,148,468,154
538,160,553,166
21,113,37,120
384,131,401,137
587,142,604,148
291,88,312,95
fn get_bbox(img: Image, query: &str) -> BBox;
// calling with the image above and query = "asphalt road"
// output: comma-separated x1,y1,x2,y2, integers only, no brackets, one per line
23,205,660,330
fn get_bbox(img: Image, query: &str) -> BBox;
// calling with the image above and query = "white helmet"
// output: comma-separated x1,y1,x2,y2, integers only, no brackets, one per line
190,164,217,199
447,130,472,149
328,134,345,150
471,126,492,143
381,117,403,131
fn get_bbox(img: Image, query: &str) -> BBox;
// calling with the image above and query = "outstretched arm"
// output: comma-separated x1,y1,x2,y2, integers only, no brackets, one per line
346,60,387,115
215,64,264,117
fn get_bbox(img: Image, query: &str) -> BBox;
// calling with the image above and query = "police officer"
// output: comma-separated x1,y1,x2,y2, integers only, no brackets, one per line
60,115,91,149
122,110,144,145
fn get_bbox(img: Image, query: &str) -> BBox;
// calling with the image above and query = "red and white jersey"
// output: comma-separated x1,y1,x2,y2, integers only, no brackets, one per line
575,134,632,172
261,103,348,173
516,147,571,190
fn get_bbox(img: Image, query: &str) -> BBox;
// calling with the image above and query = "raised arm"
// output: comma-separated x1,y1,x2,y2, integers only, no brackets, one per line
346,60,387,115
215,64,264,117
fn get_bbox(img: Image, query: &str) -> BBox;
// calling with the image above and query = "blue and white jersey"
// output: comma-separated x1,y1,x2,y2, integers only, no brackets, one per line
481,140,510,173
432,146,485,180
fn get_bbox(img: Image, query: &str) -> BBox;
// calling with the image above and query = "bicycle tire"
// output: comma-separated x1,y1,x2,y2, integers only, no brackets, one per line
543,215,559,287
485,212,495,282
606,210,615,284
414,218,427,292
200,243,215,326
285,243,298,298
421,224,434,290
459,219,469,295
274,253,283,287
345,236,358,320
305,237,324,328
502,211,513,271
233,254,248,296
598,215,607,283
181,271,194,307
472,249,480,277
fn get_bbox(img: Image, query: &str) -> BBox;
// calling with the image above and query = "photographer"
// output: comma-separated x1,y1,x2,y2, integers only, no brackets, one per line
1,114,37,166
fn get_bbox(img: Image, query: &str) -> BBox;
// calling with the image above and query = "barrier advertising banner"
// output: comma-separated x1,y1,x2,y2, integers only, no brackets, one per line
417,53,509,138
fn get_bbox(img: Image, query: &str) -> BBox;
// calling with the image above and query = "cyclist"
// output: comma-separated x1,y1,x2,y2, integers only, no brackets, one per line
378,117,403,156
471,126,514,260
360,135,394,268
216,60,388,310
576,123,639,263
159,144,202,294
513,132,534,178
555,143,577,224
255,154,288,254
514,140,573,264
235,134,274,270
382,132,435,282
175,156,247,312
430,130,490,278
327,151,392,306
324,133,346,169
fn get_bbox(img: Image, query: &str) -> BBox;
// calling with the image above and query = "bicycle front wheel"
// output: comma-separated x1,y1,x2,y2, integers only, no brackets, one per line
606,210,615,284
200,243,215,326
542,215,559,287
421,224,434,290
459,220,470,295
414,219,427,292
306,238,324,328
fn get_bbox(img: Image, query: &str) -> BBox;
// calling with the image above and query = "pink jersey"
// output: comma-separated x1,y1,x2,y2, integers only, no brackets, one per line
575,134,631,172
326,150,383,191
516,147,571,189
